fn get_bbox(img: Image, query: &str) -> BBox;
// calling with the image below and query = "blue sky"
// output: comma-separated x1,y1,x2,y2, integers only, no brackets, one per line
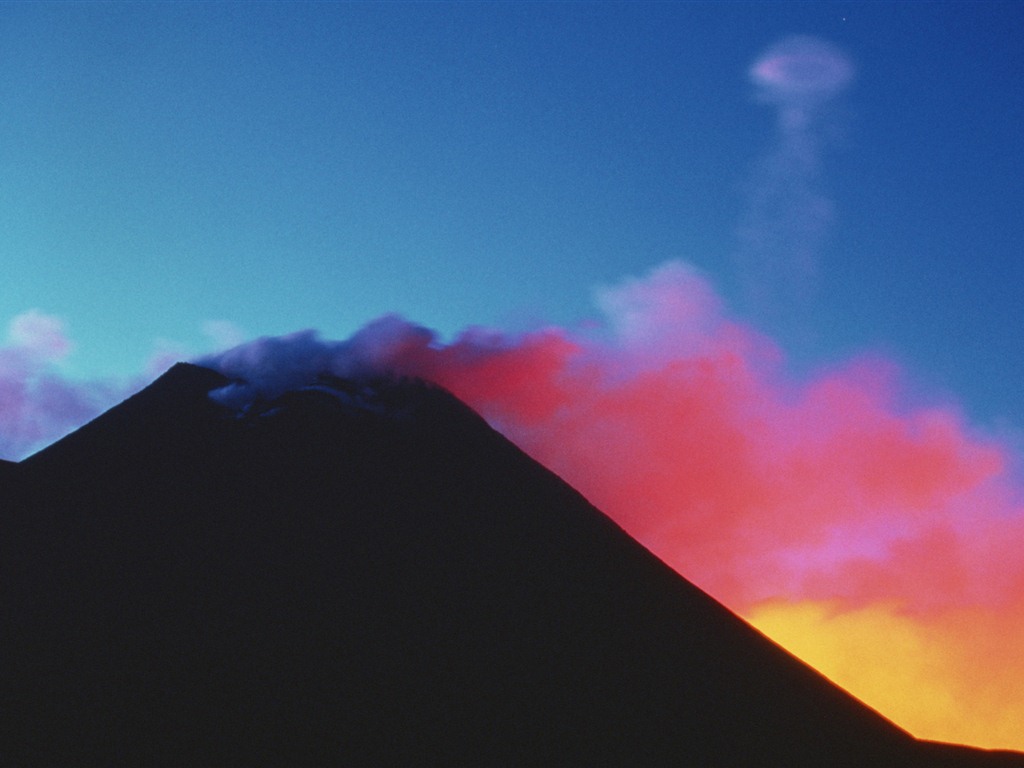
2,1,1023,430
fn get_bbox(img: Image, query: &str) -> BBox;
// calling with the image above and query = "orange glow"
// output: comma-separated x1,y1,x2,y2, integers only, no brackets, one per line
747,600,1024,749
289,262,1024,750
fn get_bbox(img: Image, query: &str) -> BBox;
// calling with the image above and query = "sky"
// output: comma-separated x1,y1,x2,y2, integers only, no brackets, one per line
2,0,1024,751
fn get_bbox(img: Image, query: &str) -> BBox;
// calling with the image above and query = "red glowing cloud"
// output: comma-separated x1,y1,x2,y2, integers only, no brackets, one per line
9,262,1024,748
291,261,1020,748
207,262,1024,633
340,265,1011,615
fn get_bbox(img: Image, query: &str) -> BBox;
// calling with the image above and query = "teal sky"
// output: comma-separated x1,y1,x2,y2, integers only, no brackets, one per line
2,1,1023,429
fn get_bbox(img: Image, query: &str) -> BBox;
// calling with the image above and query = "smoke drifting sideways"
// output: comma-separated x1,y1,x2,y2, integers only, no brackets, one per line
3,262,1024,748
738,36,854,322
196,262,1022,616
199,261,1024,750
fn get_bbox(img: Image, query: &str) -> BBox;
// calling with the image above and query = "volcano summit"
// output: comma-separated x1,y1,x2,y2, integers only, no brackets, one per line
0,363,1020,766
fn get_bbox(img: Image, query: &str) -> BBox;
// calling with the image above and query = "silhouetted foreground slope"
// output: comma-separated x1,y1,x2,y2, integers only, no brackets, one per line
1,363,1021,767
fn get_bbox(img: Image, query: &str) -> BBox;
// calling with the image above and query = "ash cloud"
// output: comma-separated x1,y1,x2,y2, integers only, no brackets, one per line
5,263,1024,747
195,262,1024,748
196,261,1021,616
737,36,854,324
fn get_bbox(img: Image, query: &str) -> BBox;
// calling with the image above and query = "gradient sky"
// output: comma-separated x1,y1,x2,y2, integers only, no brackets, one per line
2,1,1022,424
3,0,1024,751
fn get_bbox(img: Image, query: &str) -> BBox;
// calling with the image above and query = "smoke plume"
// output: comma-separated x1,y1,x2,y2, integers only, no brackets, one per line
738,36,854,321
4,264,1023,748
196,261,1024,750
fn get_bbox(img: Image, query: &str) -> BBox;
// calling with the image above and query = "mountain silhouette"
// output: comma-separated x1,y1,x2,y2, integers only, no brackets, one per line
1,363,1021,767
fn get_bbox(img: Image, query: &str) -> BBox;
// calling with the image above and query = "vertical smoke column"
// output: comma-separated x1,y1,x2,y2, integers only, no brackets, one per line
737,36,854,328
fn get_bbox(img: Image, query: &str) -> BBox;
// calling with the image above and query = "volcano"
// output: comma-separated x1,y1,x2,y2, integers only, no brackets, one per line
1,363,1020,766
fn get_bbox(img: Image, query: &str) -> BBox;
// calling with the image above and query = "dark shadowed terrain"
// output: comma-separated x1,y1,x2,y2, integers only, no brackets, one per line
1,363,1021,766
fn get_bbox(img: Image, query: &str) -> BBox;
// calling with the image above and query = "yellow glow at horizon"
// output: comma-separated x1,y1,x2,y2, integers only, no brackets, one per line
746,599,1024,751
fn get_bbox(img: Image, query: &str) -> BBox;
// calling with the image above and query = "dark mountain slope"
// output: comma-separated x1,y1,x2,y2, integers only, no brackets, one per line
1,363,1020,766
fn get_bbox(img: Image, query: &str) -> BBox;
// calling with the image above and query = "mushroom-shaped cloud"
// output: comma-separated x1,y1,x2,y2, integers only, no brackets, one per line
751,35,854,105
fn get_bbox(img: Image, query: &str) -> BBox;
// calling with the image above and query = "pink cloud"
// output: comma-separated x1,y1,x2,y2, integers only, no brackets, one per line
7,309,73,361
8,272,1023,747
200,262,1024,620
0,312,129,460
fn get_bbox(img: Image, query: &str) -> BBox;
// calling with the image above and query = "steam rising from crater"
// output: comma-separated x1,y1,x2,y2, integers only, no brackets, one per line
2,260,1024,747
738,36,855,325
751,36,854,126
